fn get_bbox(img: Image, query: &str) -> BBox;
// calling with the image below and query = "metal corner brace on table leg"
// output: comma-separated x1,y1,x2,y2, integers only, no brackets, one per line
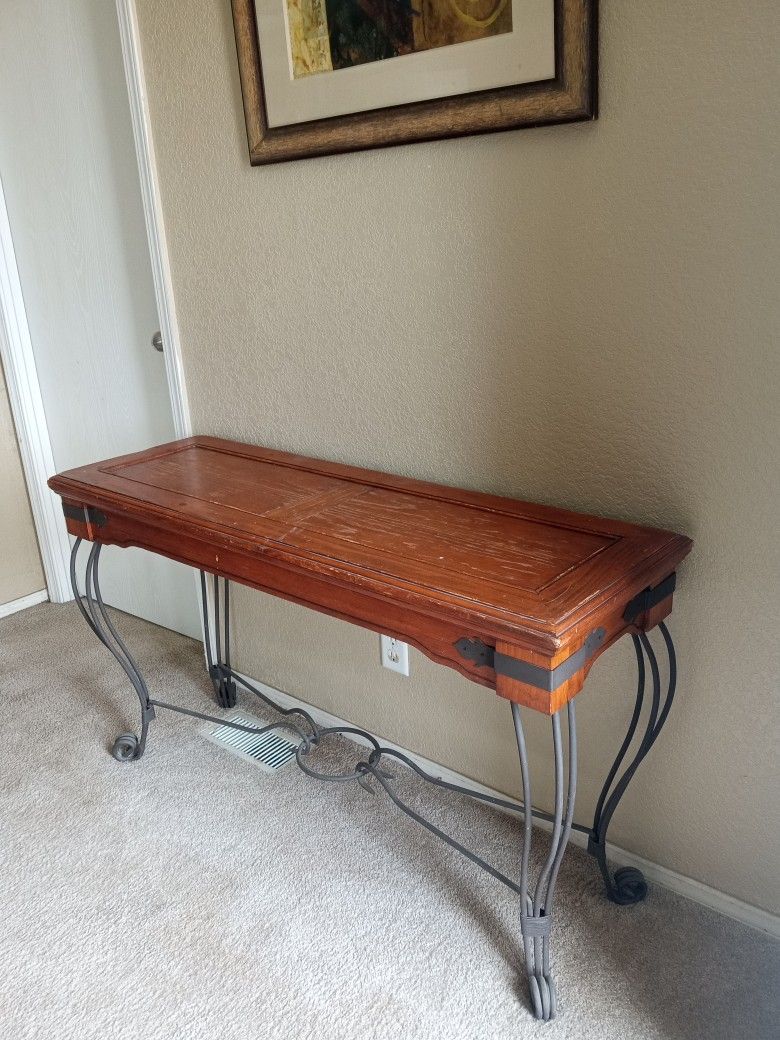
585,623,677,904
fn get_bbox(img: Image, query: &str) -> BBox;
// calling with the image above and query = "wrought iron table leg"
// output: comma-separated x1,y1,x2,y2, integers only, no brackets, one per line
200,570,237,708
68,543,678,1016
70,538,155,762
511,700,577,1021
587,623,677,904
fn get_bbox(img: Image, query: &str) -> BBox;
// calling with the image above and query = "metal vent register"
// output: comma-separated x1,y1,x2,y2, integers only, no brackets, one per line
200,711,298,772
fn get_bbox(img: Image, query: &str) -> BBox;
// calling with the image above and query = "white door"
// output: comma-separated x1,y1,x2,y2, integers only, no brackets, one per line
0,0,200,638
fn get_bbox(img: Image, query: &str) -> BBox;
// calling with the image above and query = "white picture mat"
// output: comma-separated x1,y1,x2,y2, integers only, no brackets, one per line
254,0,555,129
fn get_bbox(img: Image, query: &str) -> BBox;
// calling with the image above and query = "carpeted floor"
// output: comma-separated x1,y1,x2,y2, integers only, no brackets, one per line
1,602,777,1040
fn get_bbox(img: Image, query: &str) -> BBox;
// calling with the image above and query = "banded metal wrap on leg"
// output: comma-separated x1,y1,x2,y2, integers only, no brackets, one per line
69,546,678,1023
513,701,577,1020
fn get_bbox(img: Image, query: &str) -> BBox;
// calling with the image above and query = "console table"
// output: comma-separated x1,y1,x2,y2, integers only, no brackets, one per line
49,436,692,1022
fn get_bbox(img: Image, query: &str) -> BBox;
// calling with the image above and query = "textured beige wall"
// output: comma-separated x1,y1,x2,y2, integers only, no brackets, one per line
135,0,779,912
0,366,44,605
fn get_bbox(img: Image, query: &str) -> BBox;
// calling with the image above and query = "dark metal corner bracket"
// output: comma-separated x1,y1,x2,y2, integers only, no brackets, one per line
622,573,676,623
63,504,107,527
455,628,606,693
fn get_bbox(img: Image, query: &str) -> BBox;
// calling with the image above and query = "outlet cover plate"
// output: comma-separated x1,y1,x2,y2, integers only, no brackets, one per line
380,635,410,676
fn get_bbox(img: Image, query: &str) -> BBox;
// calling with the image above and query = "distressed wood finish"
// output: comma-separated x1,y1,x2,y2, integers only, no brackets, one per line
48,437,691,713
231,0,598,165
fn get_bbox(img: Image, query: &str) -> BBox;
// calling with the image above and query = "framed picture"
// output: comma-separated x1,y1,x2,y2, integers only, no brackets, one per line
231,0,597,164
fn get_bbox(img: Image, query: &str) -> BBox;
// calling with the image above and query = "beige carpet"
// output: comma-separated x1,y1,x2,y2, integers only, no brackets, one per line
1,602,777,1040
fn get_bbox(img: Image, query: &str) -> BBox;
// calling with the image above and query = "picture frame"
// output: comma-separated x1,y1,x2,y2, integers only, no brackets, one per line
231,0,597,165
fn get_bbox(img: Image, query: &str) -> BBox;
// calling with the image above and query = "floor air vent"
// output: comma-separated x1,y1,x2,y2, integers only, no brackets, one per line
200,711,298,772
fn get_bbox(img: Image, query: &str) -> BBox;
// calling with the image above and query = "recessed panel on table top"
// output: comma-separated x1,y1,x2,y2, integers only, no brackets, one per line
106,444,616,598
110,444,348,517
288,488,613,593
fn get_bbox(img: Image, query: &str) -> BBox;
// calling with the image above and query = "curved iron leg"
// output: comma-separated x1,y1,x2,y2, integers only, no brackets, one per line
588,623,677,903
70,538,155,761
512,700,577,1021
200,570,237,708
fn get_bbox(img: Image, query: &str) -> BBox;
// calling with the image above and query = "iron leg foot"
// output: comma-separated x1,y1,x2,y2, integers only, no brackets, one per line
217,678,238,710
529,973,557,1022
588,624,676,903
209,665,238,709
588,834,648,904
610,865,648,904
112,733,140,762
110,703,156,763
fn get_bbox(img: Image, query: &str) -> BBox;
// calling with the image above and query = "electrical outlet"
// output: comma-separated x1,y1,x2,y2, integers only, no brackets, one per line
380,635,410,676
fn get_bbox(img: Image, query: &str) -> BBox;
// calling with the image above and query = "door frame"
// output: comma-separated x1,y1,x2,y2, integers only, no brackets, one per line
0,171,72,603
115,0,207,645
115,0,192,442
0,2,193,608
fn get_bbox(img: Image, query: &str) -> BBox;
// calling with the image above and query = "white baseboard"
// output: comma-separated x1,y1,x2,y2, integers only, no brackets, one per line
232,668,780,940
0,589,48,619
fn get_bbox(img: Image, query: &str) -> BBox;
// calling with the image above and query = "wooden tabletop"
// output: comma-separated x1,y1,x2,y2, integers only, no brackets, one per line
49,437,691,713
